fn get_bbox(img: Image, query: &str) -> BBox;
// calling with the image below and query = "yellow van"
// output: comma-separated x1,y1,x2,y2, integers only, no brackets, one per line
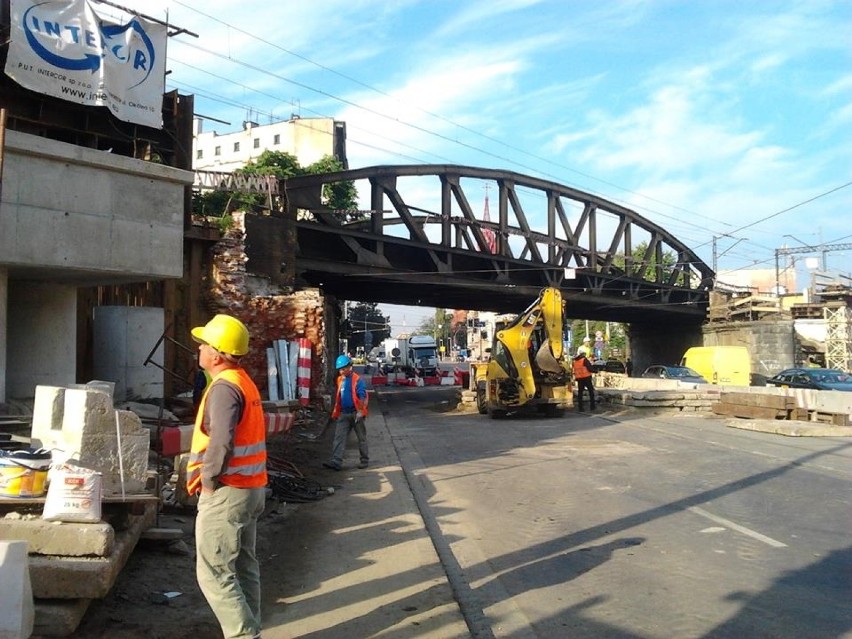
681,346,750,386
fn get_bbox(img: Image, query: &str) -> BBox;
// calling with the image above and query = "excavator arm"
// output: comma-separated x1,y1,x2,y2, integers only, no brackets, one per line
488,287,568,407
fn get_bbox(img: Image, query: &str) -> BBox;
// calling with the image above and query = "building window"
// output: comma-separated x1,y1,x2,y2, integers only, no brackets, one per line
233,142,240,152
253,138,260,149
196,149,203,159
214,146,221,156
273,134,280,145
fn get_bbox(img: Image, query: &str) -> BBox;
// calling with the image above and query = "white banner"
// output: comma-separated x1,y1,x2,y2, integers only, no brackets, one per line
5,0,167,129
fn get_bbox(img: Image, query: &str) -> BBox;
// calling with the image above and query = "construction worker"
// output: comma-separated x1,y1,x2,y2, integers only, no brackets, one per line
324,354,369,471
577,335,592,357
573,349,596,412
187,314,267,639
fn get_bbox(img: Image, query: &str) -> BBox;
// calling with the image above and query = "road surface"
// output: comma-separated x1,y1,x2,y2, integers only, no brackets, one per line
379,385,852,639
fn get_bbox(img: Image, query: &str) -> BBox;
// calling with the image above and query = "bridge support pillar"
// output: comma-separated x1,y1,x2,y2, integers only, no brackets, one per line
629,321,703,376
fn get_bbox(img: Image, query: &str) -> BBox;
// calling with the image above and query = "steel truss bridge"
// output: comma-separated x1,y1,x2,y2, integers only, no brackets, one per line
237,165,714,323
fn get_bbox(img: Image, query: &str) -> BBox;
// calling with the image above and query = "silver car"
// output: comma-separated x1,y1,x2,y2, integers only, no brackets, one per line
641,365,708,383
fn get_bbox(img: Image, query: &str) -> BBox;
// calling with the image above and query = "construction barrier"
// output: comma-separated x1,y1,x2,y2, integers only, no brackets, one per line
369,368,463,387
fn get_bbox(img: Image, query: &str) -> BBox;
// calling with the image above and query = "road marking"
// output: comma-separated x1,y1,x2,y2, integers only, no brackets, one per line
688,506,788,548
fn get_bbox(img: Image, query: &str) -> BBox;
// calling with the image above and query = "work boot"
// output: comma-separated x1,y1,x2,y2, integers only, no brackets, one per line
358,460,368,469
322,461,341,471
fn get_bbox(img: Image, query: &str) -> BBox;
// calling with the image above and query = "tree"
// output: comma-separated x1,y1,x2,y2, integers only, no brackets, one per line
569,320,627,360
345,302,390,353
614,241,677,282
305,156,360,219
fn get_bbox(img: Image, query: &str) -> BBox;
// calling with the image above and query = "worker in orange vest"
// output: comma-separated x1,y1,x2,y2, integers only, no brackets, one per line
324,354,370,471
573,349,596,412
187,314,267,639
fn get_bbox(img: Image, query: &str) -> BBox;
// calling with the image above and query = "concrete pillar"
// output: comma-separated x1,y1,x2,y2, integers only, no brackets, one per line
0,267,7,404
0,541,34,639
7,282,76,399
629,320,703,377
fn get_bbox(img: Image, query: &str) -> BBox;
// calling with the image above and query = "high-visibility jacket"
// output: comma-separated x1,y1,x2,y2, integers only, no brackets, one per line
186,368,267,496
331,372,369,419
573,357,593,380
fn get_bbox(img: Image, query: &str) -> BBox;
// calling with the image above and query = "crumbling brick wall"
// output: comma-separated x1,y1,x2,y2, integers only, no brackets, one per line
204,212,330,399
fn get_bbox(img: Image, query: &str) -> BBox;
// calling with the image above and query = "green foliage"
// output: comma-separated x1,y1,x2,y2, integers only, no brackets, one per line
569,320,628,359
305,156,360,218
614,241,677,282
192,151,358,218
241,150,302,178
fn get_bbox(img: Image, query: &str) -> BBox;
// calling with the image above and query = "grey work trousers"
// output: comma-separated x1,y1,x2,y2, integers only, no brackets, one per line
196,485,266,639
329,412,369,466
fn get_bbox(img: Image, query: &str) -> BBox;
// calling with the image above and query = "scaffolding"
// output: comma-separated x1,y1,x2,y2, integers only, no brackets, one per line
824,303,852,371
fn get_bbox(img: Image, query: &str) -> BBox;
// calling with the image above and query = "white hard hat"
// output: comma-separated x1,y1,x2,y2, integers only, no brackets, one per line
583,336,590,342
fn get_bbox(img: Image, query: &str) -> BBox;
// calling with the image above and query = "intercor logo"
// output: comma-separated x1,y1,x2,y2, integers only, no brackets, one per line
5,0,168,128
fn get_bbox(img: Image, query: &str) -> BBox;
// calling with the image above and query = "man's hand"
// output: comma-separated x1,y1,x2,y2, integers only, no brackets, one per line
356,411,365,420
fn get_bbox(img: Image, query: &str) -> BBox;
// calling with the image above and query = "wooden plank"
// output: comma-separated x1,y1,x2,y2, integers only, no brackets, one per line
719,392,794,410
712,403,786,419
0,494,159,506
809,411,850,427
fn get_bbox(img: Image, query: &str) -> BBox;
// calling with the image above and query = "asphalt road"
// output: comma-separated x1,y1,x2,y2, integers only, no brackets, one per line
378,385,852,639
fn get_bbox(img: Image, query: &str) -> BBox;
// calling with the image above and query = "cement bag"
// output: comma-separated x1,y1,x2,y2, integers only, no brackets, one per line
42,463,103,523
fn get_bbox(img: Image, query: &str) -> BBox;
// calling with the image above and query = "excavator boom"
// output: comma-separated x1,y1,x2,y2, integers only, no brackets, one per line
471,287,573,417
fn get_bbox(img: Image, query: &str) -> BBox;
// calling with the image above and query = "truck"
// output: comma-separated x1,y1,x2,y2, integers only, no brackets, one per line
382,335,440,377
469,287,573,417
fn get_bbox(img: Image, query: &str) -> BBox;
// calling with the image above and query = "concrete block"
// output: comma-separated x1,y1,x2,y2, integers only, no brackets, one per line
30,386,66,448
0,517,114,557
0,541,34,639
63,388,114,437
78,430,150,496
32,598,91,639
29,503,155,599
35,393,151,496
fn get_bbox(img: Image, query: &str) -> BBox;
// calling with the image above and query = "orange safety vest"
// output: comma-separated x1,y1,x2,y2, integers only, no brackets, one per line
573,357,592,380
331,372,369,419
186,368,267,496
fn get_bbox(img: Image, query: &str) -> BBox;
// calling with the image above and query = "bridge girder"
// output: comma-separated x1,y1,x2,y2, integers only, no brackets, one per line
260,165,712,323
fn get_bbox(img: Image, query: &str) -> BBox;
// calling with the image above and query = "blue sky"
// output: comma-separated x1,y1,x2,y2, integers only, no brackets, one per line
129,0,851,331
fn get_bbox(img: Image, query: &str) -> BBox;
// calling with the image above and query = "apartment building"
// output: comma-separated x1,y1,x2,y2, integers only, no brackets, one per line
193,116,348,171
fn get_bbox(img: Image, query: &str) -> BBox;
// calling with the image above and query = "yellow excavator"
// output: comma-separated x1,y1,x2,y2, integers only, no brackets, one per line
470,287,573,418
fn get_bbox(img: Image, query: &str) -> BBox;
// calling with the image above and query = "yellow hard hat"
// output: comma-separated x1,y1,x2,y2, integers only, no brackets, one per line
191,314,249,356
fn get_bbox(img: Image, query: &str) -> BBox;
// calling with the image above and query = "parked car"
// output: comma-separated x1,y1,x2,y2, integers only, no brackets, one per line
641,365,708,383
765,368,852,391
602,359,627,374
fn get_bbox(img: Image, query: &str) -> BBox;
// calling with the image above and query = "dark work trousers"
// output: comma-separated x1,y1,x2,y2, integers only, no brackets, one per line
576,377,595,411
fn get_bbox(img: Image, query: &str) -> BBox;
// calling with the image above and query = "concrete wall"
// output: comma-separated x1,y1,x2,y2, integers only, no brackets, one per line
0,130,192,280
92,307,165,401
6,282,77,398
0,130,194,402
703,319,795,380
0,268,6,404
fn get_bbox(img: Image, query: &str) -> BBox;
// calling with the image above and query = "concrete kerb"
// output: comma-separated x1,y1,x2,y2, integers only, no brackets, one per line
725,419,852,437
261,391,471,639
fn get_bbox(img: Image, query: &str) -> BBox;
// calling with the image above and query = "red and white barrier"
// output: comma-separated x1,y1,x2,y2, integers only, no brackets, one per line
368,368,464,387
297,338,311,406
266,411,296,436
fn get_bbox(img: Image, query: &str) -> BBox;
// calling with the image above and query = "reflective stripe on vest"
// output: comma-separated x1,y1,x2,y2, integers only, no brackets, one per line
331,372,369,419
573,358,592,380
186,367,267,495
